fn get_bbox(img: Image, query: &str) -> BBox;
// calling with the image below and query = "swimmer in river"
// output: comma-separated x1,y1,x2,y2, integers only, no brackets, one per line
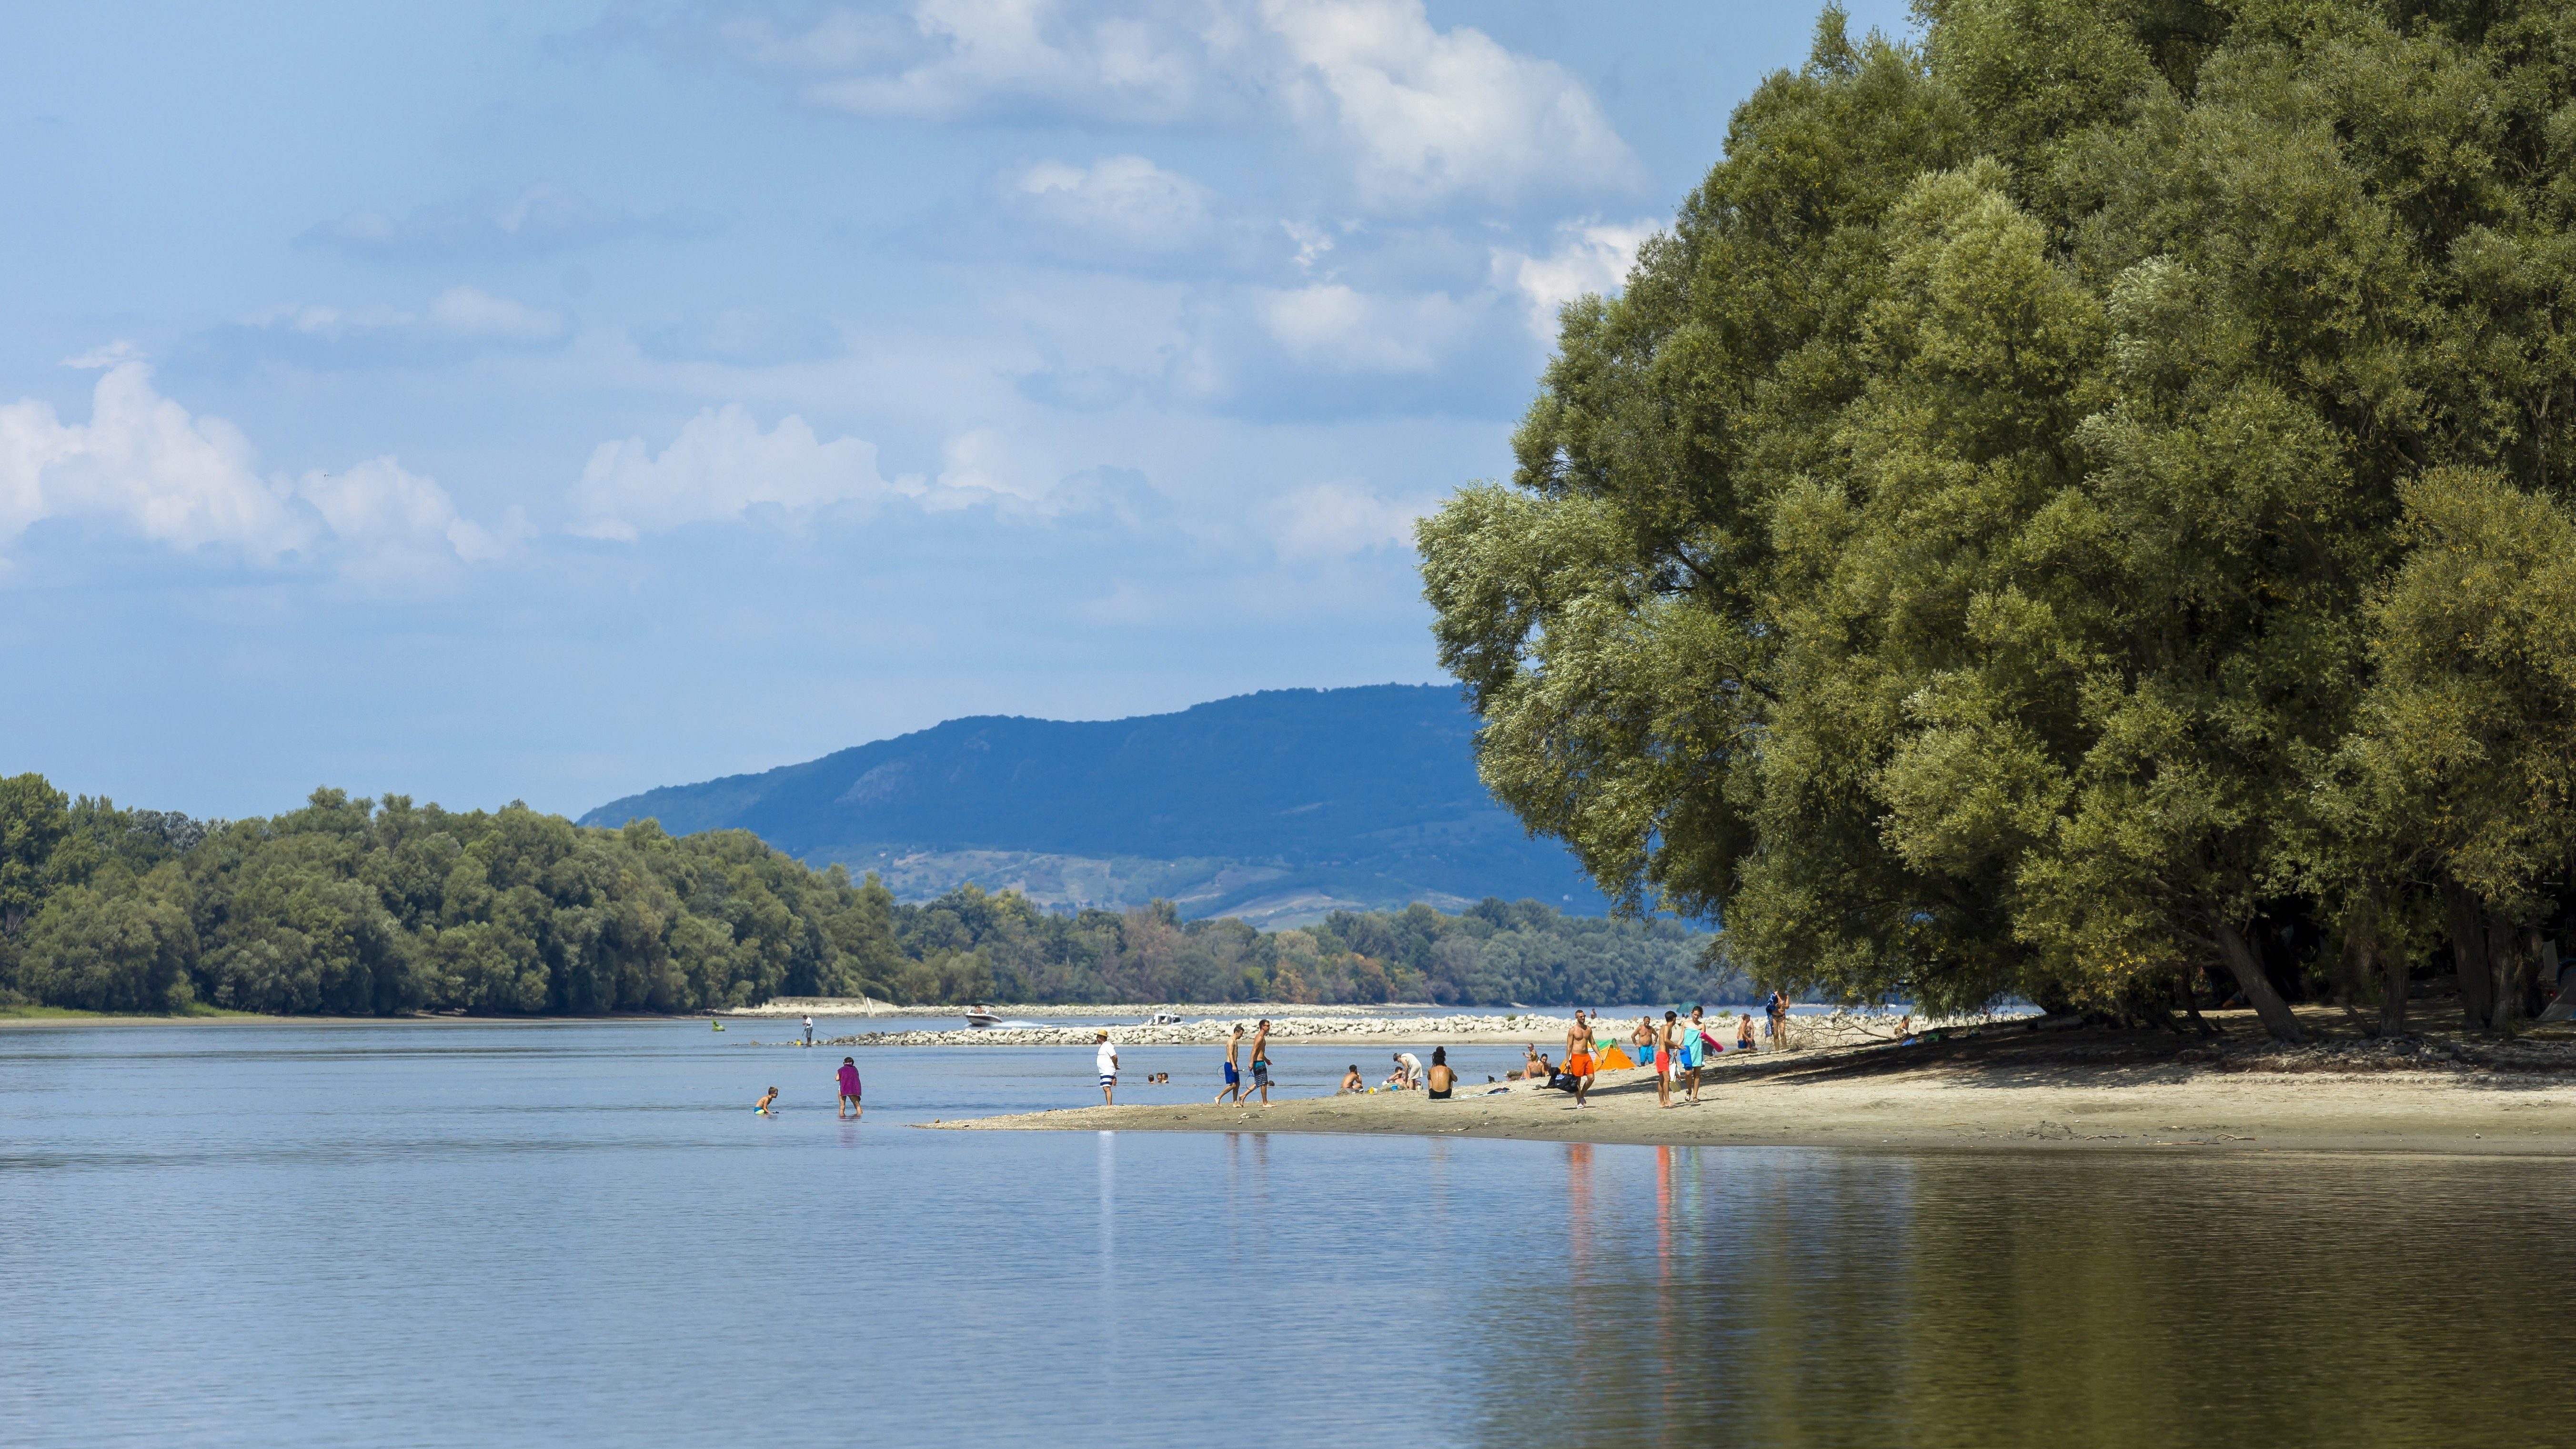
755,1086,779,1115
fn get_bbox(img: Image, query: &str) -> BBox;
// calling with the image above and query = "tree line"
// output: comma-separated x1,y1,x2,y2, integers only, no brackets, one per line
0,775,1726,1014
1419,0,2576,1040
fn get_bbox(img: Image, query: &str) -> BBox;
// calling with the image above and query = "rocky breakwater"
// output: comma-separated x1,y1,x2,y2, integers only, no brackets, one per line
772,1013,1577,1049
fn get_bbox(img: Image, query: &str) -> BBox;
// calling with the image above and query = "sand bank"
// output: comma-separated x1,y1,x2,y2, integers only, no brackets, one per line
761,1006,1998,1049
931,1010,2576,1154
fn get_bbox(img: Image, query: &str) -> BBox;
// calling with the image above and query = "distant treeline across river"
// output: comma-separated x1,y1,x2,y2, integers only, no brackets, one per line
0,776,1731,1016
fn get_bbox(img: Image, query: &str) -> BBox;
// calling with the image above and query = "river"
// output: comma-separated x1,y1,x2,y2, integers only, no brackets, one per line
2,1018,2566,1447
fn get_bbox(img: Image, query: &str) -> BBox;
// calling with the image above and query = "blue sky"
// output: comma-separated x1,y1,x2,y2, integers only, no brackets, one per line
0,0,1912,820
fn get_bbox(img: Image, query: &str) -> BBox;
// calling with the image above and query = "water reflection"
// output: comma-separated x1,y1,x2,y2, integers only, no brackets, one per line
1469,1149,2573,1449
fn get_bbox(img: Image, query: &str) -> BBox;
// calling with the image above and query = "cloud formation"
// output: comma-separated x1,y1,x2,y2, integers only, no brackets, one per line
0,352,509,567
1496,218,1658,339
303,183,710,261
712,0,1639,210
572,406,915,539
205,286,570,370
1007,154,1213,251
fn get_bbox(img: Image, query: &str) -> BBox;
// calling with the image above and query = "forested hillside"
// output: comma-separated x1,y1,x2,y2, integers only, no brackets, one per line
580,685,1606,923
0,775,1724,1015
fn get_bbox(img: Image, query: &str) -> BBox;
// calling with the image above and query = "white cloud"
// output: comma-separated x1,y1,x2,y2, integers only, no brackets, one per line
1496,217,1656,339
295,457,533,567
304,182,708,261
1010,154,1212,249
246,285,567,350
1259,282,1469,372
1266,480,1424,558
745,0,1218,123
573,406,917,539
0,351,512,568
1259,0,1638,208
0,354,305,558
713,0,1638,211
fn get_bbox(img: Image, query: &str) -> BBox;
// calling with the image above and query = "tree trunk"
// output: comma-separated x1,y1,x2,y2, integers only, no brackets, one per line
2337,904,2378,1037
2212,920,2304,1042
2379,925,2411,1037
2448,886,2494,1031
2485,914,2530,1033
2175,968,2214,1036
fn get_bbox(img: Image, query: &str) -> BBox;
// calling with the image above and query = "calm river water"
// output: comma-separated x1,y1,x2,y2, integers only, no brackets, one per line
3,1019,2569,1448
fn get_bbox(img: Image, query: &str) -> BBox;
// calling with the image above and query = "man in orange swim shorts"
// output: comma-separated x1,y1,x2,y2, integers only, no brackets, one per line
1562,1009,1596,1108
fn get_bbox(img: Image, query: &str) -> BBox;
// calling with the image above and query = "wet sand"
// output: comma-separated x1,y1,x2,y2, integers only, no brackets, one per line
933,1011,2576,1154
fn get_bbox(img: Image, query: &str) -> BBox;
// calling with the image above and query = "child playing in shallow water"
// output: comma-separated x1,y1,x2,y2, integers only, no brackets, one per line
755,1086,778,1115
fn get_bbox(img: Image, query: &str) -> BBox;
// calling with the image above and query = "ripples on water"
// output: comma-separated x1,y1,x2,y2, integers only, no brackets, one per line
0,1022,2566,1448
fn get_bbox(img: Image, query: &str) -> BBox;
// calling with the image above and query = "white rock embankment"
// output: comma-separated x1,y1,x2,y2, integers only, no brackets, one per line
775,1013,1574,1048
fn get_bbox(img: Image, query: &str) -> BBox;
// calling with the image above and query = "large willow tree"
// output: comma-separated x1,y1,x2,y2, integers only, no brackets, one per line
1420,0,2576,1038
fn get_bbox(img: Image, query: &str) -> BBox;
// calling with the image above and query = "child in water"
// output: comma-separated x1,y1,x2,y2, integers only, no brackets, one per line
755,1086,779,1115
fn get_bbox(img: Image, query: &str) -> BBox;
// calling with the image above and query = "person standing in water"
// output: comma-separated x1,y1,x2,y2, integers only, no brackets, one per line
1563,1010,1596,1108
755,1086,778,1115
802,1015,814,1047
1095,1031,1119,1106
836,1057,863,1119
1246,1019,1273,1106
1216,1023,1245,1103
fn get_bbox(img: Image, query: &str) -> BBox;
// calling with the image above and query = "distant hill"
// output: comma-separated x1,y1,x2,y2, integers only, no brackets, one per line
578,684,1608,925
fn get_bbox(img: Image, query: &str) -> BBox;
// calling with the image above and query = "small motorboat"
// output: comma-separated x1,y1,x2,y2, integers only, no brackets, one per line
963,1006,1003,1028
1142,1011,1183,1026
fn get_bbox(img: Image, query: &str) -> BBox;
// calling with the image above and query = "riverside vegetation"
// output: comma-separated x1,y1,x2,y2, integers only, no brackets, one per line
1419,0,2576,1042
0,775,1725,1016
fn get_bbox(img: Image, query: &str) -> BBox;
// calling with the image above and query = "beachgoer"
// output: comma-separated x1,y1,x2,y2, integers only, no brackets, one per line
1425,1047,1455,1100
1095,1031,1118,1106
837,1057,863,1119
1216,1023,1246,1104
1631,1016,1655,1067
755,1086,778,1116
1563,1010,1596,1108
1392,1051,1424,1090
1684,1006,1710,1103
1521,1044,1546,1080
1767,991,1789,1048
1247,1020,1272,1106
1655,1010,1679,1108
802,1015,814,1047
1339,1065,1364,1093
1738,1012,1757,1052
1896,1012,1914,1040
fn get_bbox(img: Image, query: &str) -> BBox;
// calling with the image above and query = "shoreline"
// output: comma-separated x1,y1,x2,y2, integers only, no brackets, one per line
928,1012,2576,1155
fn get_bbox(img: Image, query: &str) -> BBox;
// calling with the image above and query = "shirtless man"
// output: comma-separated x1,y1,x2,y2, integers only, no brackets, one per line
1246,1019,1273,1106
1562,1010,1596,1108
1215,1023,1246,1103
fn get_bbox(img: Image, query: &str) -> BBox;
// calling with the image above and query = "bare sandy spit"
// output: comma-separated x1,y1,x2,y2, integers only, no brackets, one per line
929,1010,2576,1155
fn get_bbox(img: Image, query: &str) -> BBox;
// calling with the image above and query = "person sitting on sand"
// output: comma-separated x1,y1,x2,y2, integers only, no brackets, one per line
1340,1065,1364,1093
1425,1047,1455,1100
1520,1045,1547,1080
755,1086,779,1115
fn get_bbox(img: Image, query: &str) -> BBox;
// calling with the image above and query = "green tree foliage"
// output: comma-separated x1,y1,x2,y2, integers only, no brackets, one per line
0,780,1721,1013
1420,0,2576,1037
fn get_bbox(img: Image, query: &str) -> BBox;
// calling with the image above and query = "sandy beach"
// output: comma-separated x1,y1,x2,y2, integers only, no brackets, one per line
933,1006,2576,1154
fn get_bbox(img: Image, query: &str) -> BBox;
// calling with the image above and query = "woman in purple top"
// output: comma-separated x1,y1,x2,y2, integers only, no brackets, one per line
836,1057,863,1119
